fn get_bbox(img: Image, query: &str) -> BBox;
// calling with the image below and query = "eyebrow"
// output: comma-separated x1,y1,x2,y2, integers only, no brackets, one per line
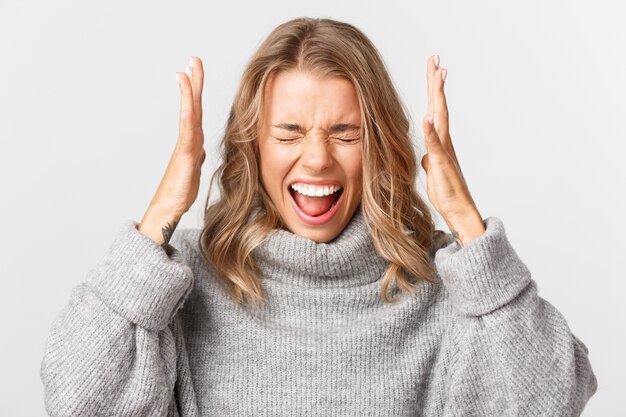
272,123,361,133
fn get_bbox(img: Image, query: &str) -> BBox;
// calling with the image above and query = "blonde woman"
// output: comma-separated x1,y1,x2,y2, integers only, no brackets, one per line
40,18,597,416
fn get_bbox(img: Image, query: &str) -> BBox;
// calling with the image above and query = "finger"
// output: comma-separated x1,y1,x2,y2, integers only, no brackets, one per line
424,114,466,185
421,152,430,173
427,55,439,116
433,67,450,144
177,72,195,143
188,56,204,122
422,114,448,162
196,146,207,170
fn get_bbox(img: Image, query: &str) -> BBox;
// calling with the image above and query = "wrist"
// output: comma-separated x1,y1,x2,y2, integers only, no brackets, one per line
444,208,486,247
138,203,182,246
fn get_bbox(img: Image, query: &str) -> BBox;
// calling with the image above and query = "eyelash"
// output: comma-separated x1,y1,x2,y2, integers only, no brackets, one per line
275,137,360,143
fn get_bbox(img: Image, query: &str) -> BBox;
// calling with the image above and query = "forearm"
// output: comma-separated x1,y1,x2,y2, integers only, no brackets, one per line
436,214,598,414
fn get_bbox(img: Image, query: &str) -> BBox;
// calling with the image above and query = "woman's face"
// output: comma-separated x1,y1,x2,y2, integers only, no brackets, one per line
258,70,363,243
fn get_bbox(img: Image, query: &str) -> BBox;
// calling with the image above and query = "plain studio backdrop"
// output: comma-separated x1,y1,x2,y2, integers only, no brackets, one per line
1,0,623,415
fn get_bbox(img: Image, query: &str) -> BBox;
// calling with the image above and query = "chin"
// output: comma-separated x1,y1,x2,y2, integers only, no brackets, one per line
290,222,345,243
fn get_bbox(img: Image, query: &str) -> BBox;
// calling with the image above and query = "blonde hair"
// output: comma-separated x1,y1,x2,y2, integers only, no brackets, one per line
199,17,444,309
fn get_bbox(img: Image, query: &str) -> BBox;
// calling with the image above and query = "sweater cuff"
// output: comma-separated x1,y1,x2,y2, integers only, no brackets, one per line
434,216,532,317
85,220,194,331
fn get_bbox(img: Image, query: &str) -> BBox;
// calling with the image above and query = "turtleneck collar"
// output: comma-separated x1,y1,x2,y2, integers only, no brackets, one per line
251,206,390,288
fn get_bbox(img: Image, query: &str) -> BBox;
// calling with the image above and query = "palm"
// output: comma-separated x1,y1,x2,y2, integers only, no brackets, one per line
152,56,206,218
421,55,476,221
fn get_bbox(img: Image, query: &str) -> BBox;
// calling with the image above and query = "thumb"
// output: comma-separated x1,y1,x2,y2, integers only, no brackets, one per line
422,114,446,160
421,153,430,173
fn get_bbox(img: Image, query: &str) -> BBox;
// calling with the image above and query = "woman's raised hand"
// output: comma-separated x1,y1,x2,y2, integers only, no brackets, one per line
138,56,206,246
420,55,486,245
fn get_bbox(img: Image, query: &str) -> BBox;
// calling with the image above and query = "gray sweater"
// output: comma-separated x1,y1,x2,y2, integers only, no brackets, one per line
40,208,598,416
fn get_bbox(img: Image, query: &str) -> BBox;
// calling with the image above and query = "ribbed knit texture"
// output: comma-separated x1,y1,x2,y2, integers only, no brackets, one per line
40,207,598,416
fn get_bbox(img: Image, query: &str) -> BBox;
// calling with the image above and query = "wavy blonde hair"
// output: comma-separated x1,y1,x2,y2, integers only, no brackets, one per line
199,17,446,309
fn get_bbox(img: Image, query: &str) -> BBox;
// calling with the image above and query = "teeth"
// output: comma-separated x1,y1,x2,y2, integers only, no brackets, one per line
290,183,342,197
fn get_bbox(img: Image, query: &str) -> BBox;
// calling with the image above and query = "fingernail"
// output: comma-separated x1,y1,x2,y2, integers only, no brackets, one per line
176,72,180,83
186,66,192,78
441,68,447,81
427,115,434,125
189,56,194,68
433,55,440,68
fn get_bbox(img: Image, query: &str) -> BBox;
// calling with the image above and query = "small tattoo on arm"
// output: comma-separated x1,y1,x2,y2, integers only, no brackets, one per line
161,220,179,246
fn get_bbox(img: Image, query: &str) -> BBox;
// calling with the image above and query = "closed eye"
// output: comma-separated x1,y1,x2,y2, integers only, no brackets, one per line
332,137,360,143
274,136,302,143
273,136,360,143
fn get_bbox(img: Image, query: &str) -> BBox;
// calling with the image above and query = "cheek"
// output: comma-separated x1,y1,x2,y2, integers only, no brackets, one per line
341,148,363,183
258,144,274,191
259,144,290,194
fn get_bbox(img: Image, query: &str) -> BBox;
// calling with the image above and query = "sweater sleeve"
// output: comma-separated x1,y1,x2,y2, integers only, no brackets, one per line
434,216,598,416
39,220,195,417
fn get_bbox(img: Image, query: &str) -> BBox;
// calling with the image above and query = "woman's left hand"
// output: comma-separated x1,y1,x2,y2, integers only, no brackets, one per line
421,55,486,245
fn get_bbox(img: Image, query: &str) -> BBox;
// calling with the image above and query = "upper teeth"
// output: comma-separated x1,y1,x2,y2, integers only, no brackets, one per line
290,183,342,197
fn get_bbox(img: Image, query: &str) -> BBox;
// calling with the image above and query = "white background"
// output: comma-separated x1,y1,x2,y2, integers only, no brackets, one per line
0,0,623,415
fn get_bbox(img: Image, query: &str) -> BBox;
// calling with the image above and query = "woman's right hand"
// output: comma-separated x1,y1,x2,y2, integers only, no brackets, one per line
138,56,206,245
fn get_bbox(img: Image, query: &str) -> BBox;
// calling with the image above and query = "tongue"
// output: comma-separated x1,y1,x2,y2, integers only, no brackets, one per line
293,192,335,216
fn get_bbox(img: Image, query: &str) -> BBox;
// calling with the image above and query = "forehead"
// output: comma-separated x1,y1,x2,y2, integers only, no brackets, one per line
263,70,361,123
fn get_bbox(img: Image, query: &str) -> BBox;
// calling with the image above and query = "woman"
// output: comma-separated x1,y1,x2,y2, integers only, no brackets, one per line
40,17,597,416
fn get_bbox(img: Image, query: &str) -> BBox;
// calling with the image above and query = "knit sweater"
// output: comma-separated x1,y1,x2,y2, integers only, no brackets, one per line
40,207,597,416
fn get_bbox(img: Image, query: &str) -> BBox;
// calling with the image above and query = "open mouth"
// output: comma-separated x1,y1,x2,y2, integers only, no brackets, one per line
288,184,344,218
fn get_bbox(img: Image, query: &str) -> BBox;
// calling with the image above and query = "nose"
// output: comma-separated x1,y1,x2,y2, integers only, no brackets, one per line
301,135,333,173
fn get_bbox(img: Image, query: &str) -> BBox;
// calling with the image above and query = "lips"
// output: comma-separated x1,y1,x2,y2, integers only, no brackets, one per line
288,178,343,187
